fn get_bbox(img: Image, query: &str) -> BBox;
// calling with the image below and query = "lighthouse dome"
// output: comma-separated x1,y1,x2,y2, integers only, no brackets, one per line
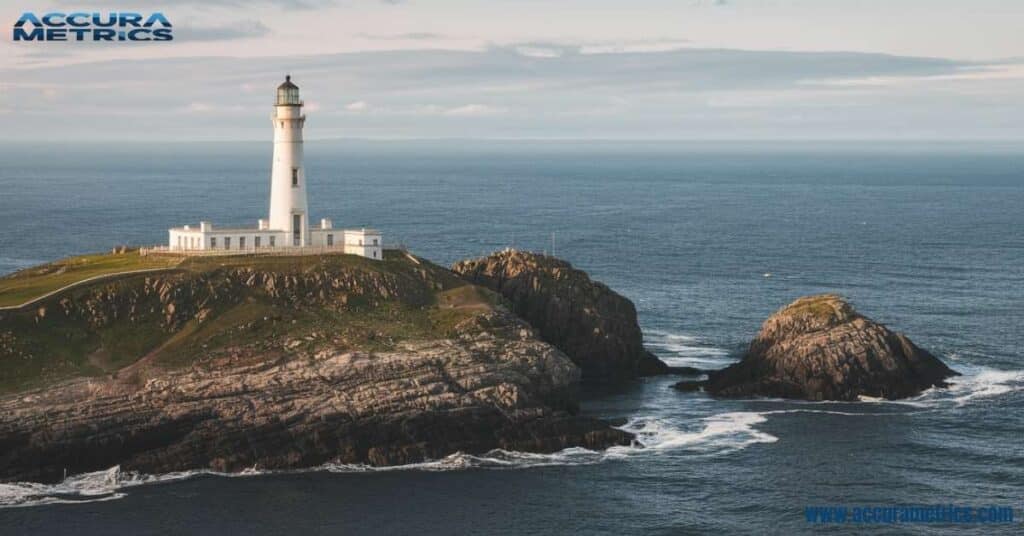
276,75,301,106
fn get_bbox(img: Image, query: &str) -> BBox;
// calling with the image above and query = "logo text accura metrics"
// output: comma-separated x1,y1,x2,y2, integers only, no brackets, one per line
13,12,173,42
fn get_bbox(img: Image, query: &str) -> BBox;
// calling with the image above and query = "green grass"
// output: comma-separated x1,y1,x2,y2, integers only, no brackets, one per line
0,251,181,308
0,248,500,394
785,294,843,320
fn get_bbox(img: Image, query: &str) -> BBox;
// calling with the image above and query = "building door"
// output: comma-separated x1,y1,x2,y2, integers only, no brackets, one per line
293,214,302,246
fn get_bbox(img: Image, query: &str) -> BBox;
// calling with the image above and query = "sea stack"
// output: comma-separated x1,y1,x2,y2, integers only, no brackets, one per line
453,250,669,380
677,294,958,401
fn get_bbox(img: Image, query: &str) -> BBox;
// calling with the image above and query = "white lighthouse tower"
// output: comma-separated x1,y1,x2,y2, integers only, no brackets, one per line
164,75,383,260
269,75,309,246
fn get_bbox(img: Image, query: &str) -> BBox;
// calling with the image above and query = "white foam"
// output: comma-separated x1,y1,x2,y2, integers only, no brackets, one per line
321,447,615,473
945,367,1024,406
616,412,777,454
728,364,1024,411
0,447,627,508
0,466,126,508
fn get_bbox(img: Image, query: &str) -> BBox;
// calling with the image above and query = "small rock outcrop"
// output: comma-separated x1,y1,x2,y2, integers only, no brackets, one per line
676,294,957,401
452,250,669,381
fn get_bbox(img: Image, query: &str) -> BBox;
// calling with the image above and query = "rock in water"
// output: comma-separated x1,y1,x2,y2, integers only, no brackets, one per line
453,250,669,380
679,294,957,401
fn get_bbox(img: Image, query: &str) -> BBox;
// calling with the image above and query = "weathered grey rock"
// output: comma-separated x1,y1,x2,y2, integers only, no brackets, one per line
676,294,958,401
452,250,669,380
0,310,630,483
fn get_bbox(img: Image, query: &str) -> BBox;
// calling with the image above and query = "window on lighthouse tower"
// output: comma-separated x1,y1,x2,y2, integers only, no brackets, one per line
291,168,299,186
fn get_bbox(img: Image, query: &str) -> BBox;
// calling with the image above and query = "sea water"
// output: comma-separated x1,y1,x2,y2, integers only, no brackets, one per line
0,141,1021,534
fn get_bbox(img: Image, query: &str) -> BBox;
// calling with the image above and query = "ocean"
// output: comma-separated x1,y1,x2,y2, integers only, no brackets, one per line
0,141,1022,534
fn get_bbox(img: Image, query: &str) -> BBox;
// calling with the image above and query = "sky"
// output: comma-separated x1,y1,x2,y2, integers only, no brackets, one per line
1,0,1023,141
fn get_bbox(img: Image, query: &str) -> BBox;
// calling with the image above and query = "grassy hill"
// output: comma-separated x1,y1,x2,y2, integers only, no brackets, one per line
0,250,500,394
0,251,181,308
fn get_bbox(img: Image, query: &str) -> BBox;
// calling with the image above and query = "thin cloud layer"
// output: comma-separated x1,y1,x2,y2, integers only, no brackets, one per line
2,46,1021,140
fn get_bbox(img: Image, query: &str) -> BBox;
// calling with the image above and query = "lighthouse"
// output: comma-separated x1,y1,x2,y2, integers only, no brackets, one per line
269,75,309,246
164,75,383,260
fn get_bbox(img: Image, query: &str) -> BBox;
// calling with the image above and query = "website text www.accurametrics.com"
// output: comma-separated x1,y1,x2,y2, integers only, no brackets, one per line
805,504,1015,524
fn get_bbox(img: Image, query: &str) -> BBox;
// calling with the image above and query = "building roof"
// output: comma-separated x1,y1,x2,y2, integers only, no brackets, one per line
277,75,298,90
170,225,381,234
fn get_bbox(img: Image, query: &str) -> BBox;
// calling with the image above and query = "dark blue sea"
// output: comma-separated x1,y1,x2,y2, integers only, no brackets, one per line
1,141,1022,534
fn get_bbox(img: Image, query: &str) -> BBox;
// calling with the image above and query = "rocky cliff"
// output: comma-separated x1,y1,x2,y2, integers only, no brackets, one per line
452,250,669,380
0,252,631,483
676,294,957,401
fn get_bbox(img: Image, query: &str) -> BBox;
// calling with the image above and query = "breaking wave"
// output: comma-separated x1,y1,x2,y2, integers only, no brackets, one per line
930,365,1024,407
616,412,777,454
0,465,270,509
0,448,633,509
0,409,779,509
843,364,1024,410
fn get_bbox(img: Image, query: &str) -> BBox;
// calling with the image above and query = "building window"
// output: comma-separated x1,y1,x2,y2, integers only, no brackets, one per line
225,237,231,249
211,237,217,248
326,234,333,246
255,236,261,249
239,236,246,250
269,236,276,247
372,238,378,246
291,168,299,187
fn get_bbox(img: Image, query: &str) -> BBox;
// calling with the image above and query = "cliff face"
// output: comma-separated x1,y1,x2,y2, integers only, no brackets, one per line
0,252,630,483
680,294,957,401
452,250,668,380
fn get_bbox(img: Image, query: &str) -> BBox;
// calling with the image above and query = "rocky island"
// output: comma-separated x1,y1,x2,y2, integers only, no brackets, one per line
676,294,958,401
0,249,638,483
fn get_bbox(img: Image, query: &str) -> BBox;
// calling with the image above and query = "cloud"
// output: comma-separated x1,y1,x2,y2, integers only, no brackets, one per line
440,104,506,116
578,39,691,54
503,39,692,58
356,32,448,41
58,0,337,8
1,47,1018,141
181,102,249,113
802,63,1024,87
176,20,271,42
513,45,567,59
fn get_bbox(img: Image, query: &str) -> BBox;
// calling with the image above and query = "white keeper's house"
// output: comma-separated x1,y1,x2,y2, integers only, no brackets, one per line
166,76,383,260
